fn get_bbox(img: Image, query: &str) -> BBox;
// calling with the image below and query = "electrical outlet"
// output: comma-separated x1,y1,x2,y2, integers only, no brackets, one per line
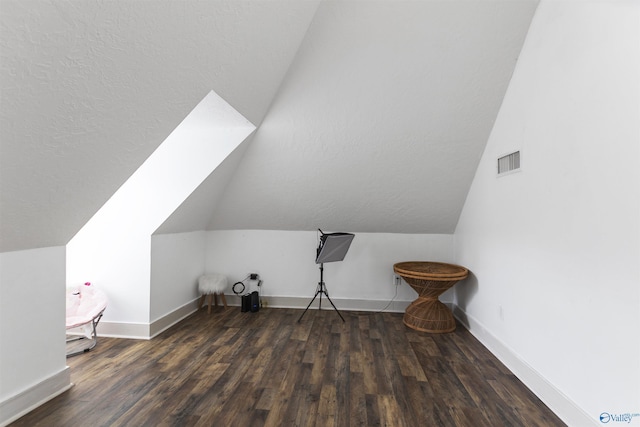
393,274,402,286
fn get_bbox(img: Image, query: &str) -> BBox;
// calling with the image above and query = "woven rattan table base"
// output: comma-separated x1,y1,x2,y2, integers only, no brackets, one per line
394,262,468,333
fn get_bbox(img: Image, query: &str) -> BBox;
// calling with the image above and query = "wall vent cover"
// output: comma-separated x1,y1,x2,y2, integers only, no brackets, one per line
497,151,520,175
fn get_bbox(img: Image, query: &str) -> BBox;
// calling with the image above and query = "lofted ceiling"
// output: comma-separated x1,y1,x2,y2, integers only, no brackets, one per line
1,0,539,251
0,0,320,251
160,0,539,235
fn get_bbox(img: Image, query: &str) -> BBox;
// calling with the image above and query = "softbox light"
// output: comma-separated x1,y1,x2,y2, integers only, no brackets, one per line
316,232,355,264
298,230,355,323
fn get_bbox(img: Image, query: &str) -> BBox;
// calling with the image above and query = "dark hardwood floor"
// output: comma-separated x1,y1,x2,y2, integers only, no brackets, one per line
12,307,565,426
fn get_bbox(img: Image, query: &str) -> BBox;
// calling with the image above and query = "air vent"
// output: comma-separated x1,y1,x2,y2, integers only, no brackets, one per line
497,151,520,175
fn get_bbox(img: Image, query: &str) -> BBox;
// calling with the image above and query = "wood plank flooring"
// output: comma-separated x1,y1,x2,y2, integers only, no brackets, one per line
11,307,565,426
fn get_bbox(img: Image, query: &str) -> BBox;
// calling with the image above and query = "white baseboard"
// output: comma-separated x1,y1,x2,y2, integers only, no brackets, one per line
0,367,72,427
96,320,150,340
150,299,199,338
94,295,408,337
96,295,412,340
451,304,597,427
225,294,411,313
97,299,200,340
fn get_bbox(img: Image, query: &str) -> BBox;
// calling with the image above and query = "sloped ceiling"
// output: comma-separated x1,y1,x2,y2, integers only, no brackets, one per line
1,0,539,251
162,0,538,234
0,0,320,252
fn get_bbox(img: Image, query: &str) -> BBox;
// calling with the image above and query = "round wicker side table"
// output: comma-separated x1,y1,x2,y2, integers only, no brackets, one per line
393,261,468,333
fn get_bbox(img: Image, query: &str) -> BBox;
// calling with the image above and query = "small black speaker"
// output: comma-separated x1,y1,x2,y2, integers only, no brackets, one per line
241,293,251,312
250,291,259,312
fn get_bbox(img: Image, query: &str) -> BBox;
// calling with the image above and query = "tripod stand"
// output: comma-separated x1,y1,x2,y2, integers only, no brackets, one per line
297,263,345,323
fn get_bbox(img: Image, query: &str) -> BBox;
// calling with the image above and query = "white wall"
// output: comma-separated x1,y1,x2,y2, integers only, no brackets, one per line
454,1,639,425
66,91,255,329
150,231,206,322
0,247,70,425
206,230,455,310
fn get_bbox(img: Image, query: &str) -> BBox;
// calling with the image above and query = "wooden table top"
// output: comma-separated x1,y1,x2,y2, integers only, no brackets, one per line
393,261,468,281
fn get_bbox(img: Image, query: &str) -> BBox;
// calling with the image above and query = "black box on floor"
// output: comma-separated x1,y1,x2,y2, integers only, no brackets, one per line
241,291,260,312
250,291,259,312
241,293,251,312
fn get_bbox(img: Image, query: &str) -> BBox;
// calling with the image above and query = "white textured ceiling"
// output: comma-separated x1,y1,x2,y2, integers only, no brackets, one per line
2,0,539,251
0,0,320,251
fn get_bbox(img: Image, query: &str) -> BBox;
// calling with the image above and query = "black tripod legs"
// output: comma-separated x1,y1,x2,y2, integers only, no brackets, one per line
297,289,320,323
323,290,345,322
297,283,345,323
